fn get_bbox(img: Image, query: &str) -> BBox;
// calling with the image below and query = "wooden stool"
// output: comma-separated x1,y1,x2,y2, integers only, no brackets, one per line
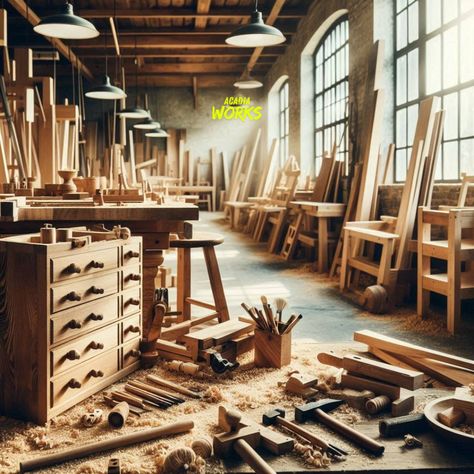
170,232,230,323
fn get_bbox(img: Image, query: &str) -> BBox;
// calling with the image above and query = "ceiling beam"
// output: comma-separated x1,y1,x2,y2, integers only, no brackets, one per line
59,8,304,20
195,0,211,29
247,0,286,73
6,0,94,80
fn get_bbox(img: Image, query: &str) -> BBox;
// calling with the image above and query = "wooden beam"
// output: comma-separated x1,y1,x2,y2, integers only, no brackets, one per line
195,0,212,29
7,0,94,80
109,17,120,56
247,0,287,72
97,63,269,74
55,8,304,20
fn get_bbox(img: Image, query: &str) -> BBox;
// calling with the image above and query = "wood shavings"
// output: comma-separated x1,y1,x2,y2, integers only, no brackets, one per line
403,434,423,449
234,394,258,411
294,441,331,468
29,433,55,450
203,386,224,403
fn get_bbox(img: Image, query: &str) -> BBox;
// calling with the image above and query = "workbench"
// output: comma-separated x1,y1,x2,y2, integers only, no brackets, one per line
0,202,199,334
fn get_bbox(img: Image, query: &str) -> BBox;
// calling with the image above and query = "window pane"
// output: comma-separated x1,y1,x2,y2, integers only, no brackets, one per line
443,92,458,140
461,15,474,83
397,108,407,147
396,149,407,181
396,54,407,105
461,0,474,14
460,139,474,175
408,2,419,43
426,0,442,33
443,26,458,88
397,9,408,50
426,35,441,93
397,0,407,13
407,104,418,144
443,0,458,23
407,48,419,101
460,86,474,137
443,141,459,179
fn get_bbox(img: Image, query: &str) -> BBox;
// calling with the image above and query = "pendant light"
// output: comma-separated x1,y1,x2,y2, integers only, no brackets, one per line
234,68,263,89
134,115,161,130
34,2,99,40
85,21,126,100
119,37,148,118
145,128,170,138
226,0,286,47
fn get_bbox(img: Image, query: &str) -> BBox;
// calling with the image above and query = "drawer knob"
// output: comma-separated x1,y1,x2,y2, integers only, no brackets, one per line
88,313,104,321
127,325,140,334
129,349,141,358
65,291,81,302
126,274,141,282
65,350,81,360
65,263,81,274
89,341,104,350
126,298,140,306
89,286,105,295
67,319,82,329
68,378,82,389
89,260,105,269
89,369,104,378
125,250,139,259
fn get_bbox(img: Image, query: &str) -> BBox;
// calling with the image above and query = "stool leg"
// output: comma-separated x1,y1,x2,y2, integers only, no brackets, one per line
177,247,191,321
203,246,230,322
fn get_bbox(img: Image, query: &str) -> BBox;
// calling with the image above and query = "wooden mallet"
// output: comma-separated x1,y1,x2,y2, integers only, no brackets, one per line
213,407,276,474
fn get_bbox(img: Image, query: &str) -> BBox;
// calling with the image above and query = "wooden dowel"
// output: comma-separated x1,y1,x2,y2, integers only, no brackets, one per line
19,420,194,472
146,375,202,399
128,380,185,404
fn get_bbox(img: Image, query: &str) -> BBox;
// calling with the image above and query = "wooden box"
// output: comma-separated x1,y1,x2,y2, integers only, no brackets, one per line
0,232,143,424
254,329,291,368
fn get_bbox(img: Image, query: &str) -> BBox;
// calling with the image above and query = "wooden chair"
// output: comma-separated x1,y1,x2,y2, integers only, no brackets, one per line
439,174,474,210
339,97,443,308
418,208,474,334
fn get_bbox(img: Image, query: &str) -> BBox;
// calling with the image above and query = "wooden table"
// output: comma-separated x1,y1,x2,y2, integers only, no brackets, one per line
288,201,346,273
0,202,199,334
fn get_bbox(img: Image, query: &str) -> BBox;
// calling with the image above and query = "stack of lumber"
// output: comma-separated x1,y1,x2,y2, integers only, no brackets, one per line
318,349,421,417
354,330,474,387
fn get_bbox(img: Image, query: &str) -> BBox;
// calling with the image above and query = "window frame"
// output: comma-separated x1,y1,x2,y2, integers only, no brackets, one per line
278,80,289,166
394,0,474,182
313,15,349,175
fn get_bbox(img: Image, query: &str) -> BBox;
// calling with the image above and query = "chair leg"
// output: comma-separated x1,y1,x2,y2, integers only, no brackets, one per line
177,248,191,321
268,211,286,254
340,229,351,290
203,246,230,322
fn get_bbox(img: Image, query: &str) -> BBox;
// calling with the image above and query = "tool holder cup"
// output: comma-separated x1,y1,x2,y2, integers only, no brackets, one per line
254,328,292,368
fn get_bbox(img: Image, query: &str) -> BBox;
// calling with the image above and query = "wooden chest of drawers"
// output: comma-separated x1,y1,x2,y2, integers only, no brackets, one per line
0,234,142,424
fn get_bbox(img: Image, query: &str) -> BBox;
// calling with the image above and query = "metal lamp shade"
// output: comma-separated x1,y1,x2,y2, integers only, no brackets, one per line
145,128,170,138
234,70,263,89
134,116,161,129
119,106,149,119
226,11,286,47
33,3,99,40
85,75,127,100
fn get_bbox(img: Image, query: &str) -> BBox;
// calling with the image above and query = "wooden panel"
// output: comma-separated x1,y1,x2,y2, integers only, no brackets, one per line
50,294,119,345
51,348,119,408
341,373,401,400
50,246,119,282
50,271,119,313
50,323,119,376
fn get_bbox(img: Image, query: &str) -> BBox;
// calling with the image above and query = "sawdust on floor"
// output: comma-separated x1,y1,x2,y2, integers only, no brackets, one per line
0,343,378,474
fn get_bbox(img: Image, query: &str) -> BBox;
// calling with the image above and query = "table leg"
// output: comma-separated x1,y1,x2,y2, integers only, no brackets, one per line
318,217,329,273
142,250,164,338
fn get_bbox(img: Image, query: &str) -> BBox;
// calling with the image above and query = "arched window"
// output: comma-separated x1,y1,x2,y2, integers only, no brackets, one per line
278,80,289,165
395,0,474,181
313,16,349,173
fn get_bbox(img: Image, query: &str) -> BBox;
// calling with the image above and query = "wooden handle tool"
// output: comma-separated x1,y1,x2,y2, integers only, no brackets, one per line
110,391,148,409
313,408,384,455
146,374,202,399
125,384,174,409
127,380,185,404
281,314,302,334
317,352,344,368
234,439,276,474
20,420,194,472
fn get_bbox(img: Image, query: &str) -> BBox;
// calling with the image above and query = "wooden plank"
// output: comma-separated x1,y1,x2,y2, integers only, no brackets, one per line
340,373,401,400
354,329,474,372
255,138,278,198
312,152,333,202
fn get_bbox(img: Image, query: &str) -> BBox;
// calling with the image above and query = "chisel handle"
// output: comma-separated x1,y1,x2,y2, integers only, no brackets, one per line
314,408,385,456
234,439,276,474
276,417,329,451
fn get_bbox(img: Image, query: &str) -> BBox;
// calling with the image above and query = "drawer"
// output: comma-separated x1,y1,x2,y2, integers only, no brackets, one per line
50,295,120,345
51,348,119,408
122,338,141,368
51,323,119,376
122,264,141,290
122,240,142,266
122,287,141,316
51,247,119,283
51,271,119,313
122,313,141,343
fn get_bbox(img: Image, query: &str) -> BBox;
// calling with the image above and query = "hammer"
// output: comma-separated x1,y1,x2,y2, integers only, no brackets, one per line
214,407,276,474
262,408,347,458
295,399,385,456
